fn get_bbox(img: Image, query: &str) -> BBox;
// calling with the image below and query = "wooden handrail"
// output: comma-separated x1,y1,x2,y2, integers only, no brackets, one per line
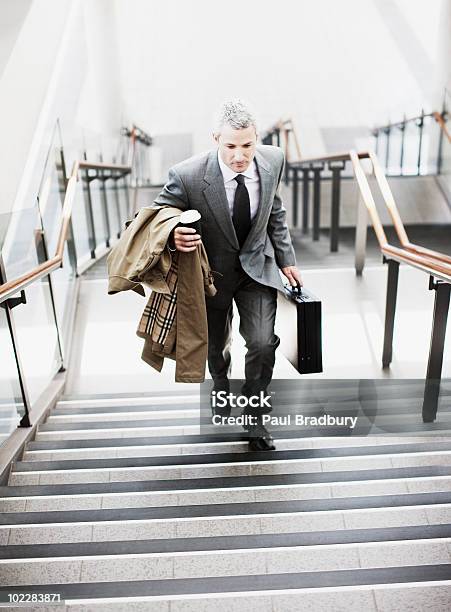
290,151,367,165
287,146,451,273
433,111,451,144
0,160,131,304
349,149,451,282
368,150,451,265
264,118,302,162
78,160,131,173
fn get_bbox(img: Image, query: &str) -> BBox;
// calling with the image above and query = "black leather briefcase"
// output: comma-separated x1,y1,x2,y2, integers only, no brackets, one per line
276,284,323,374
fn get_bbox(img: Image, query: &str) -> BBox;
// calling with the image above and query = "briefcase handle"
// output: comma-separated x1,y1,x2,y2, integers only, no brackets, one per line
292,281,303,296
284,280,303,297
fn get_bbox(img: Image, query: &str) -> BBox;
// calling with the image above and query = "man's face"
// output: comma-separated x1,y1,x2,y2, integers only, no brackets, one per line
214,125,257,173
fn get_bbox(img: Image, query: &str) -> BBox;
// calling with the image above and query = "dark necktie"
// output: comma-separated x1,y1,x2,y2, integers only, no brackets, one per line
232,174,251,248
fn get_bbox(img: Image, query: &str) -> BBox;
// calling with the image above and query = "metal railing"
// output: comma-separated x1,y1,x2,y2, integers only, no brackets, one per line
120,124,153,187
350,149,450,422
286,106,451,252
283,144,450,420
372,94,450,176
262,118,302,184
0,158,131,431
268,107,451,418
288,151,352,248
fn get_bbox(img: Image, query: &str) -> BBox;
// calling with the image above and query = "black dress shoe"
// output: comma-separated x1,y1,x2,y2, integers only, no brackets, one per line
240,383,273,414
248,435,276,451
210,379,230,416
247,421,276,451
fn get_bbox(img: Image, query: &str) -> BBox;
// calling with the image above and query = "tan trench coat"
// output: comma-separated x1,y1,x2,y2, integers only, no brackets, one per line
106,205,216,382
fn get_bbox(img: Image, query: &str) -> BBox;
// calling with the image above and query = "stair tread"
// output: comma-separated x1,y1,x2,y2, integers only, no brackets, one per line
1,564,451,597
28,426,451,449
12,440,451,472
2,490,451,525
2,523,451,559
2,465,450,497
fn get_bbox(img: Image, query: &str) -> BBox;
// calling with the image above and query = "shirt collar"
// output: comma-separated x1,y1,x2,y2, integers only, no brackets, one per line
217,150,258,182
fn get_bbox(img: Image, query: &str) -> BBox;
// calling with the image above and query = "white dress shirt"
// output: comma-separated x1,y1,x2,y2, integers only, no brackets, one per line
217,151,260,220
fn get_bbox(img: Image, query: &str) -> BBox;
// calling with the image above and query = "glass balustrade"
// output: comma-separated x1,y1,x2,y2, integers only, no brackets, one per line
1,206,61,407
36,136,77,358
0,121,131,447
0,305,25,445
116,175,131,221
83,172,108,253
104,173,122,238
71,176,92,266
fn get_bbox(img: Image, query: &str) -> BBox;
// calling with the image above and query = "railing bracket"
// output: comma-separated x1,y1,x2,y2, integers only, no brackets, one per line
0,290,26,310
18,413,31,428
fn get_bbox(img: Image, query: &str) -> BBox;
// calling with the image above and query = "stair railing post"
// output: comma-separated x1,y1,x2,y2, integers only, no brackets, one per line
422,278,451,423
291,166,299,228
384,124,391,171
399,114,406,175
311,162,324,241
354,190,368,276
82,168,97,259
301,166,310,234
0,256,32,427
382,257,400,368
328,160,345,252
416,109,425,175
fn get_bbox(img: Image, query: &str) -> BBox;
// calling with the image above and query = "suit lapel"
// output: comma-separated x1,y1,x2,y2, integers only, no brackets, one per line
203,151,239,249
243,149,274,247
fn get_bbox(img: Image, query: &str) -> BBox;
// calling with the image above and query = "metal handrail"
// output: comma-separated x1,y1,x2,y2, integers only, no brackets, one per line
0,160,131,304
372,111,436,133
349,149,451,282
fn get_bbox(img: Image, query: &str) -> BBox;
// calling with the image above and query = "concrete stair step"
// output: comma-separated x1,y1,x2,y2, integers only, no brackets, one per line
1,539,451,587
12,440,451,472
1,565,451,605
27,426,450,451
8,449,451,486
2,523,449,559
1,502,450,546
20,435,436,462
3,465,451,499
2,491,451,526
2,475,451,513
3,388,451,606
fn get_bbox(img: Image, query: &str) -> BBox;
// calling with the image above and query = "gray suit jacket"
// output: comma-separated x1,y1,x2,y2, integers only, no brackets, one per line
154,144,296,302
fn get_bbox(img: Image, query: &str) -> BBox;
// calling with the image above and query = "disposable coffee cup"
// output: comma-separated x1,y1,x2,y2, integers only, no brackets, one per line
179,209,202,238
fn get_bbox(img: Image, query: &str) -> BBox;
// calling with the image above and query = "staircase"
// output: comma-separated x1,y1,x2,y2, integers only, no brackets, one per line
1,385,451,610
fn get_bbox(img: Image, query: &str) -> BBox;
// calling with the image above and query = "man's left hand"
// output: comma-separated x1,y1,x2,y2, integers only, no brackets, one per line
281,266,303,287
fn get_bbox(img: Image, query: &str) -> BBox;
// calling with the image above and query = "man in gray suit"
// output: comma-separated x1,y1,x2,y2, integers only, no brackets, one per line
155,100,302,450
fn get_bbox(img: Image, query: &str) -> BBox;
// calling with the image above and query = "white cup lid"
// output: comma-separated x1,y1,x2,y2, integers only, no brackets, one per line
180,209,201,223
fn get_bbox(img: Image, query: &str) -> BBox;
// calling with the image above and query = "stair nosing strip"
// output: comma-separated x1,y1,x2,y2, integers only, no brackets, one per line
2,465,451,496
1,565,451,598
13,441,451,472
2,536,451,563
2,492,451,525
1,523,450,559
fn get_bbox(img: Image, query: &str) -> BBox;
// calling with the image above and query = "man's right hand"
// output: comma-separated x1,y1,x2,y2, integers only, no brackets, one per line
173,227,202,252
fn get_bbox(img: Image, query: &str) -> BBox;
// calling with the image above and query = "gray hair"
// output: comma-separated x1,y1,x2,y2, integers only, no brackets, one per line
213,99,257,134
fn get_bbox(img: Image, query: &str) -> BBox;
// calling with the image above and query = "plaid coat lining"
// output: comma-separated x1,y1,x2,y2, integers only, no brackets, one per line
137,253,178,349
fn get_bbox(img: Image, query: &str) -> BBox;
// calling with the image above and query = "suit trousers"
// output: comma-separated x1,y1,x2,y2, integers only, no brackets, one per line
206,267,280,392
